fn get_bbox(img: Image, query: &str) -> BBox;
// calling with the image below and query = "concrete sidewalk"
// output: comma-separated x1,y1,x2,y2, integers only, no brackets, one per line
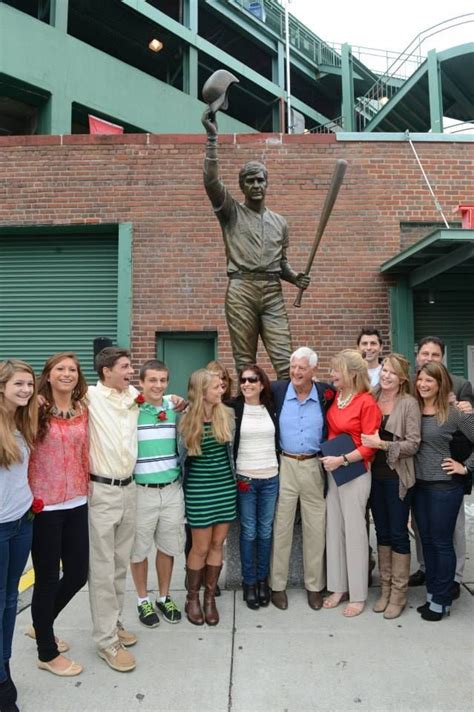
12,503,474,712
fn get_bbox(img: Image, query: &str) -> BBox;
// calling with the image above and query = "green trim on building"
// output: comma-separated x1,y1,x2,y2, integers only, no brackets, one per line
117,222,133,348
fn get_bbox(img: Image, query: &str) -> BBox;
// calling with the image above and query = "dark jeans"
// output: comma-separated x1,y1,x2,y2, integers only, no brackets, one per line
0,512,32,682
370,478,412,554
413,482,464,607
238,475,279,584
31,504,89,662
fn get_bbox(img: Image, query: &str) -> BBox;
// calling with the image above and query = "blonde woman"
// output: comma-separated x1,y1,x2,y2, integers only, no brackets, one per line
361,354,421,619
206,360,234,402
179,369,236,626
320,349,381,617
0,360,37,712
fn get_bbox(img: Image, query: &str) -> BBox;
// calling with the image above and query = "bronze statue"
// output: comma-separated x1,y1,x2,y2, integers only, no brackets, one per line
201,72,310,380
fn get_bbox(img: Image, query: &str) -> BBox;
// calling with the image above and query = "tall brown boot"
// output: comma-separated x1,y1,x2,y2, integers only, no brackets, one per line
384,552,410,619
373,545,392,613
204,564,221,626
185,567,205,625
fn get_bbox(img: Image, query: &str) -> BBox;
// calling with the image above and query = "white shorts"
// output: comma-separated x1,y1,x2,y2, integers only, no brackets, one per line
131,479,185,561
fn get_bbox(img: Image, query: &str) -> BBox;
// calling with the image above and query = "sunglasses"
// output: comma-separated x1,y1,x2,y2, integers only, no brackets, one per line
240,376,259,384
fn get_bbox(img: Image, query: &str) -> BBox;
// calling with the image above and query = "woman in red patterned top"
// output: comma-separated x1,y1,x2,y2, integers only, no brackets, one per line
27,353,89,676
320,349,381,617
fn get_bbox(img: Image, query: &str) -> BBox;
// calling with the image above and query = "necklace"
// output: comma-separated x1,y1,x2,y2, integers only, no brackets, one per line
337,391,354,409
50,404,76,419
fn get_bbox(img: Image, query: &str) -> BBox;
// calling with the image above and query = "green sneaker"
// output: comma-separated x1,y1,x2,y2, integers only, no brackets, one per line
137,600,160,628
156,596,182,624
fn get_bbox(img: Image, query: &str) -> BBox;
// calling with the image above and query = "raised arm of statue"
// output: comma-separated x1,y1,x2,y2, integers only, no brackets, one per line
202,108,227,210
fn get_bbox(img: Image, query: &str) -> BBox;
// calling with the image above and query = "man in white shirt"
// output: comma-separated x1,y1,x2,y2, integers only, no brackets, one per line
88,347,139,672
357,327,383,387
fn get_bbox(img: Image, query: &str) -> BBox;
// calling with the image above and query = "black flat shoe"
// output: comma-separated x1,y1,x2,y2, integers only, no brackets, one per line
243,584,259,610
257,579,270,607
451,582,460,600
421,606,450,622
416,602,430,614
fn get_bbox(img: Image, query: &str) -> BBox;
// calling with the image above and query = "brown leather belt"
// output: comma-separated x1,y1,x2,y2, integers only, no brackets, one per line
90,474,133,487
228,272,280,281
281,452,319,461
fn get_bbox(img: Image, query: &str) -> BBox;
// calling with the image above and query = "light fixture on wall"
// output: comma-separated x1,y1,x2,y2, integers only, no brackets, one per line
149,38,163,52
428,290,435,305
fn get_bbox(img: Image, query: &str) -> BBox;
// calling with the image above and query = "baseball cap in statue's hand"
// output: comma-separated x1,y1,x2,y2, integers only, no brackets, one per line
202,69,239,115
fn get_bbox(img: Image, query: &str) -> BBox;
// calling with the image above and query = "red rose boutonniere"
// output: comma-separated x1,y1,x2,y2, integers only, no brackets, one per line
157,410,168,422
322,388,335,407
28,497,44,520
130,394,145,409
237,479,251,493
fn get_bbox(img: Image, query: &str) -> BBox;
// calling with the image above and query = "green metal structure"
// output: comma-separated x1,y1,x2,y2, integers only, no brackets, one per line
4,0,471,136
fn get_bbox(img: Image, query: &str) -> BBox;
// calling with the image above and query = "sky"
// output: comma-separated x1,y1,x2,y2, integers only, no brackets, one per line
288,0,474,55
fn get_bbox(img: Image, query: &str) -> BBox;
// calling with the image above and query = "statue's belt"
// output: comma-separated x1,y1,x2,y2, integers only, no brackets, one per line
228,272,280,282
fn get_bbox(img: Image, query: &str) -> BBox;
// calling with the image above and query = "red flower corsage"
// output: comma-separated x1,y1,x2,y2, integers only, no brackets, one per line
28,497,44,520
237,479,251,492
157,410,168,422
135,394,145,405
324,388,334,402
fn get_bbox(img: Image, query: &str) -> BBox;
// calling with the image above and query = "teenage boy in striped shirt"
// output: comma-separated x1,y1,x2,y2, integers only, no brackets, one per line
130,360,185,626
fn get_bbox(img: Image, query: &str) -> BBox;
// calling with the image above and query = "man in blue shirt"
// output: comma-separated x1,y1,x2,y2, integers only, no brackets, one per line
270,347,335,610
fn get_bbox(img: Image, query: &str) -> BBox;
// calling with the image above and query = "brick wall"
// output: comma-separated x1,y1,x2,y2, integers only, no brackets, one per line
0,133,471,382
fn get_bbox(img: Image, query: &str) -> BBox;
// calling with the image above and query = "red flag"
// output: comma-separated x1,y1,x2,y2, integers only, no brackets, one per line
88,115,124,134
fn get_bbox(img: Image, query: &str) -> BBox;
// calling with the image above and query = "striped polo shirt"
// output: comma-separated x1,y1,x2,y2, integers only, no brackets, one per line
133,398,180,485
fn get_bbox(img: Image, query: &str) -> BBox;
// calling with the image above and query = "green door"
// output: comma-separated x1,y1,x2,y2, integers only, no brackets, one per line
157,332,216,398
0,231,118,381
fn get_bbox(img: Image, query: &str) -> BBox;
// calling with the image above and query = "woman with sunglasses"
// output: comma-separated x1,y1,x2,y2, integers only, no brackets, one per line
229,365,278,609
0,359,37,712
27,353,88,676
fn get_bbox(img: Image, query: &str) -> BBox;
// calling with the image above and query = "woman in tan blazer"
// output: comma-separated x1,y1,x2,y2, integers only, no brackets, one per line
361,354,421,619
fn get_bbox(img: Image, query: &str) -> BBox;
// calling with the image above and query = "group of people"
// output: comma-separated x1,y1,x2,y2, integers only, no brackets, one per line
1,332,473,712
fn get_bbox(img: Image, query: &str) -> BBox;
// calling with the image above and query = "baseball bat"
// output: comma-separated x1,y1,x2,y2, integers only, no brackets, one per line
293,158,348,308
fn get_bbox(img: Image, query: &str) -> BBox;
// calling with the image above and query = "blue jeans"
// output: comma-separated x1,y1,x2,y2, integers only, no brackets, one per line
0,513,33,682
370,478,412,554
237,475,279,584
413,482,464,606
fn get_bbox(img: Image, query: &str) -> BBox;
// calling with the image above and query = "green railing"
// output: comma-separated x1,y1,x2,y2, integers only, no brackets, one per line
230,0,341,68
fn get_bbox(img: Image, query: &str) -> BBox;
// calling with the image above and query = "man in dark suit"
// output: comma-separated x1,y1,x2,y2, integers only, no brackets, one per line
410,336,473,594
269,347,335,610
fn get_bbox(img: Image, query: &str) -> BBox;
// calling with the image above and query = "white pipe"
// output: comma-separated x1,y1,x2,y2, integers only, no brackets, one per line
284,1,292,133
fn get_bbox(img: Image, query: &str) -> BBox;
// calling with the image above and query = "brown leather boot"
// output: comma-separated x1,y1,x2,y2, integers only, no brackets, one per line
204,564,221,626
384,552,410,619
373,545,392,613
185,567,205,625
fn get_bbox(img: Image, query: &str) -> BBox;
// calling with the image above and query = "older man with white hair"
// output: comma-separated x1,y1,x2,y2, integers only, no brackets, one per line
270,347,335,610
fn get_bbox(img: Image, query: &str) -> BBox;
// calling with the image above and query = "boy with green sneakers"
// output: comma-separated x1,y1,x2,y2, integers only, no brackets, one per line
130,360,185,626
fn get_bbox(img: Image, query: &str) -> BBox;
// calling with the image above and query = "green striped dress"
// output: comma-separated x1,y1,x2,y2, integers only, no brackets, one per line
185,423,237,528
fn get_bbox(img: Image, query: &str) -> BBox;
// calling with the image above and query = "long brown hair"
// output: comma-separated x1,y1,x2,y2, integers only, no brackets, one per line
0,359,38,467
415,361,452,424
179,369,233,455
37,352,88,441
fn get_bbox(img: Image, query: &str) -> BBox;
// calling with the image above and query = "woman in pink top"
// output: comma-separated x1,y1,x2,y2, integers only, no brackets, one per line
28,353,89,677
320,349,381,617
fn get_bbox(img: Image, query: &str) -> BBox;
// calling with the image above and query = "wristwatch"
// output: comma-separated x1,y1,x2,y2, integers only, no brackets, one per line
342,455,350,467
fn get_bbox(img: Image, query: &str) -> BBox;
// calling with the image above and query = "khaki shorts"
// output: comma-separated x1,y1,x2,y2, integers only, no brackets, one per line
131,479,185,561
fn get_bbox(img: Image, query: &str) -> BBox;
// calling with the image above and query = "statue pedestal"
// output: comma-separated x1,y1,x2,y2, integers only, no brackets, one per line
224,516,305,589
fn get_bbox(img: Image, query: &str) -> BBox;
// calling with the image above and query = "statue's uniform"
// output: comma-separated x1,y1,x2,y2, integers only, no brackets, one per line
204,163,293,380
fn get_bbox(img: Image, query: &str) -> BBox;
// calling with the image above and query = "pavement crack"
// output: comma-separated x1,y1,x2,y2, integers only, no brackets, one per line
227,590,236,712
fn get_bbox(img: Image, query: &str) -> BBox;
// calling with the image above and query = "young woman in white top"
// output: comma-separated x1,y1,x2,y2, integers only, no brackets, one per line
230,364,279,610
0,359,37,712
